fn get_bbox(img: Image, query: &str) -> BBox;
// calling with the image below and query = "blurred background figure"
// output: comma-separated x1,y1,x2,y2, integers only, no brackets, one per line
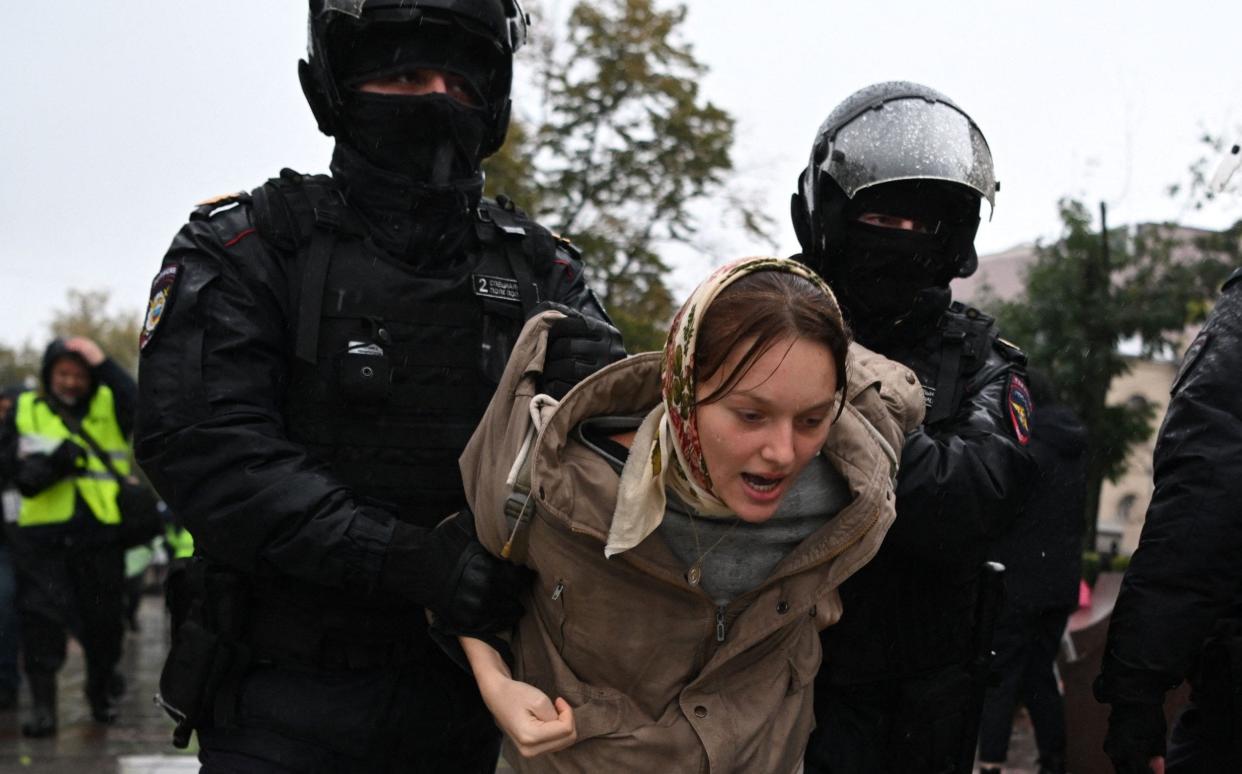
978,369,1087,774
0,385,24,711
0,337,136,737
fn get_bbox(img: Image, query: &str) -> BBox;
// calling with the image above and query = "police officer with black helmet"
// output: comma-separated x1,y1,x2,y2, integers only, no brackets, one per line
137,1,623,770
791,81,1038,773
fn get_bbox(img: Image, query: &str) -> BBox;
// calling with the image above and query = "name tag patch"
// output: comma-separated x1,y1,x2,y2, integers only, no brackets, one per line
473,274,521,303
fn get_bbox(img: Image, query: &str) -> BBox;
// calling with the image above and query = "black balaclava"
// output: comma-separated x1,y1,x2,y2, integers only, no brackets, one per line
826,180,980,345
331,22,498,184
322,20,500,263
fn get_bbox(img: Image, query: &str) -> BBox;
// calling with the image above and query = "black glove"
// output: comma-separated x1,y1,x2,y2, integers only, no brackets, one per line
533,302,626,400
50,439,86,475
382,509,533,636
1103,702,1166,774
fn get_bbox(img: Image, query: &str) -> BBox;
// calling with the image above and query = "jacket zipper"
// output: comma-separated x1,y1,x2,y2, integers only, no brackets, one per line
715,605,727,643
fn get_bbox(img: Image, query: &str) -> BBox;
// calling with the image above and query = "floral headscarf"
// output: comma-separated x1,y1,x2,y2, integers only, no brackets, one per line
605,256,841,557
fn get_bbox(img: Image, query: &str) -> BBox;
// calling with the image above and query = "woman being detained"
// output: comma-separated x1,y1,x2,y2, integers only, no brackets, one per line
456,257,925,773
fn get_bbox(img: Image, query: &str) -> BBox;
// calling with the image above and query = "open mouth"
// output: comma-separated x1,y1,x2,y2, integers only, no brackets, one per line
741,472,785,493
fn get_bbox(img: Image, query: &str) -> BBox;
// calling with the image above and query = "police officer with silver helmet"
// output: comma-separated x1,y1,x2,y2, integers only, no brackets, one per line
137,1,623,771
791,81,1037,773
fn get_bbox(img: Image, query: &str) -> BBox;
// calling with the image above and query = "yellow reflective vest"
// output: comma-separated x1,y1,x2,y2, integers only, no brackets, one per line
165,525,195,560
13,387,129,527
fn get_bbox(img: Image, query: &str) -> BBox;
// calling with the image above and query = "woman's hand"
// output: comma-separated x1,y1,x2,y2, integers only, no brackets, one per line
459,635,578,758
480,674,577,758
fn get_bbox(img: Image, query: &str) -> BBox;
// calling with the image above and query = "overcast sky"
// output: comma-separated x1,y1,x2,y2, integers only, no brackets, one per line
2,1,1239,348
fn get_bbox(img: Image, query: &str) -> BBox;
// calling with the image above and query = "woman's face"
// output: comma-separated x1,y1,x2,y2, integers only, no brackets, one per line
695,336,839,523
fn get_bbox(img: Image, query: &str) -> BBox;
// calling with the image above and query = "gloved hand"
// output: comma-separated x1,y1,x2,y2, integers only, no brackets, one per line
532,302,626,400
50,439,86,475
382,509,533,636
1103,702,1167,774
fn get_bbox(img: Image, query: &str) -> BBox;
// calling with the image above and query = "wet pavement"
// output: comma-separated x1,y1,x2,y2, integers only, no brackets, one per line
0,595,195,773
0,593,1041,773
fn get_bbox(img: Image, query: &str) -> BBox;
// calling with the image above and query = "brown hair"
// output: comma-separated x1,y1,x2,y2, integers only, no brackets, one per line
694,270,851,408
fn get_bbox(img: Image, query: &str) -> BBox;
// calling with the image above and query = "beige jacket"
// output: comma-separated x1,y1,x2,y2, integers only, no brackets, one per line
461,313,925,773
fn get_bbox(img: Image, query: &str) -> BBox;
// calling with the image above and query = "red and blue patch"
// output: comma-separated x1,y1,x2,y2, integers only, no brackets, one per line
139,265,179,351
1007,374,1032,446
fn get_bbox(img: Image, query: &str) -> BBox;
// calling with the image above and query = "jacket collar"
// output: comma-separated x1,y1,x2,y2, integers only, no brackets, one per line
528,347,900,584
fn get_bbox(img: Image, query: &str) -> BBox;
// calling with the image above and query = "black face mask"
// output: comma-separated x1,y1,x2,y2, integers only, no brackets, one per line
340,91,489,184
834,221,952,321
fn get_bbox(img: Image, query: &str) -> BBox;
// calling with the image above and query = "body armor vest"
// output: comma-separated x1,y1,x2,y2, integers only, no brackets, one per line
251,170,563,527
889,301,998,426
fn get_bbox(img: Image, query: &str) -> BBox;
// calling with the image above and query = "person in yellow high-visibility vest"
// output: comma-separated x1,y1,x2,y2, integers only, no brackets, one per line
0,336,136,737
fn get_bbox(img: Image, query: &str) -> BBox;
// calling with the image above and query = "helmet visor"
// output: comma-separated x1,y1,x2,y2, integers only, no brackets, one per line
318,0,526,53
821,97,996,212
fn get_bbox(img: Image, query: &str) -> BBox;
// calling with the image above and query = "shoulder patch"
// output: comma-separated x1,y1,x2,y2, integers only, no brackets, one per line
140,265,180,351
553,233,583,262
196,191,247,208
191,190,250,222
995,337,1028,365
1006,373,1032,446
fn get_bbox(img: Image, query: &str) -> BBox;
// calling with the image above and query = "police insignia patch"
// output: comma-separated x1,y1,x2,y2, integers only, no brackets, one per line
1007,374,1032,446
140,265,179,351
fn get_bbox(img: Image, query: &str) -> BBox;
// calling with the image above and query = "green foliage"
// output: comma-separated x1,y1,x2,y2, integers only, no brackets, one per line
484,0,773,352
1,288,140,390
48,289,142,375
1081,551,1102,588
0,343,39,389
988,199,1234,546
1168,131,1241,211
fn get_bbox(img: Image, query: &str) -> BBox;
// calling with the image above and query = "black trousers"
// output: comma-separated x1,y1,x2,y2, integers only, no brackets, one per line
197,642,500,774
805,666,974,774
13,538,125,701
976,604,1071,765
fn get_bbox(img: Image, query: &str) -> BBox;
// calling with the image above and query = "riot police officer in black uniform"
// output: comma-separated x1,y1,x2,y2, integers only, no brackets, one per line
1095,267,1242,773
136,2,623,771
791,81,1037,773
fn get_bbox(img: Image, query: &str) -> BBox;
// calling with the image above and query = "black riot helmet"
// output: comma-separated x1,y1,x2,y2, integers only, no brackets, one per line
791,82,998,332
300,0,529,181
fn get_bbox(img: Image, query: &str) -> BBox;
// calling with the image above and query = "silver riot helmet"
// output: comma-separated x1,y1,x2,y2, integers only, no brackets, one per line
792,81,998,284
300,0,530,178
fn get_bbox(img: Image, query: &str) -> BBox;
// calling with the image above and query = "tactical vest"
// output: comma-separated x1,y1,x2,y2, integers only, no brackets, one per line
248,170,566,527
13,387,127,527
892,301,1000,426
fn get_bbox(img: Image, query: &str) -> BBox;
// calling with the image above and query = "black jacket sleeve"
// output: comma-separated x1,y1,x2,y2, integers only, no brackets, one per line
1097,277,1242,706
135,207,396,594
887,349,1037,563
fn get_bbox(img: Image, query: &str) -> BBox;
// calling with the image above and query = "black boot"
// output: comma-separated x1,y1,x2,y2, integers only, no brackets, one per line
85,670,119,724
21,673,57,738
